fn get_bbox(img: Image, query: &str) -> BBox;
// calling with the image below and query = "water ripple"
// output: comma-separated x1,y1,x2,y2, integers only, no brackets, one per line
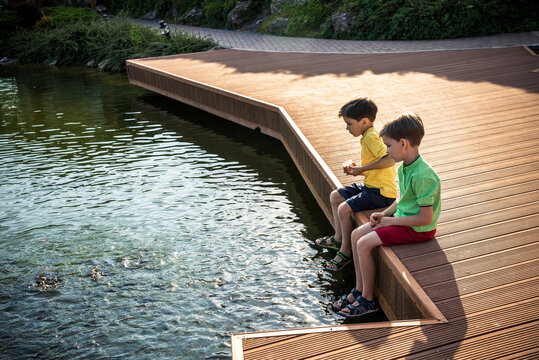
0,65,350,360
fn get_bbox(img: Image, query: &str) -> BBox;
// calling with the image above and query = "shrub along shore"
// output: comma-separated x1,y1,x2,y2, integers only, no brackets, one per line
0,7,217,72
1,1,537,71
102,0,539,40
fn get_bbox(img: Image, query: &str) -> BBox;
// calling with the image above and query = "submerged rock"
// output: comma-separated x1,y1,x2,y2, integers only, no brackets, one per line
0,57,17,64
97,59,109,71
43,59,58,66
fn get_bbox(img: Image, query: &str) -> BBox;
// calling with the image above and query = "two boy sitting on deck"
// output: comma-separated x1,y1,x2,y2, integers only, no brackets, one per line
315,98,441,318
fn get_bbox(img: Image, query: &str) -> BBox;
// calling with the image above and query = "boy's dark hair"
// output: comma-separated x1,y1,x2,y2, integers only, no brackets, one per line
338,97,378,122
380,112,425,147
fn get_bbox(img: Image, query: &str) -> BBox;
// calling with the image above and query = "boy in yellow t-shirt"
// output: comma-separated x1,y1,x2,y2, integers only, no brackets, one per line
315,97,397,271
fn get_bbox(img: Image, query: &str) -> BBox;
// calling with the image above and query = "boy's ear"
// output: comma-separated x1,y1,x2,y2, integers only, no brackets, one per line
400,138,408,148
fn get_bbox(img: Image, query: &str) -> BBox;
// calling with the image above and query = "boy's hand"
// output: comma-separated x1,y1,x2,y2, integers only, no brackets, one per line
369,212,384,227
345,166,364,176
373,216,394,229
342,160,356,174
370,213,395,228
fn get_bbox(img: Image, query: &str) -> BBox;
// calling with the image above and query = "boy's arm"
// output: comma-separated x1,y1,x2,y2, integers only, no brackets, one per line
375,206,433,228
369,200,397,226
347,155,394,176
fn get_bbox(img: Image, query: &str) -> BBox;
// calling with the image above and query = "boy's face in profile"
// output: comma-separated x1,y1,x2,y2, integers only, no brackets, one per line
382,135,404,162
344,116,370,137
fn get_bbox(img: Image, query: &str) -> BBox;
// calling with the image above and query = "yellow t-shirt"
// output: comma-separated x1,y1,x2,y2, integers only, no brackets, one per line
360,127,397,199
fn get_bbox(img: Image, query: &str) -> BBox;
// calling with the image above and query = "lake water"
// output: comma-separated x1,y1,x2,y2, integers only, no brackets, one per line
0,65,377,359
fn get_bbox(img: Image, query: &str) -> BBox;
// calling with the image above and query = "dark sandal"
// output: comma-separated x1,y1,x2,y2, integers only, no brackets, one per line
332,288,362,312
338,297,379,318
326,251,352,272
314,235,341,251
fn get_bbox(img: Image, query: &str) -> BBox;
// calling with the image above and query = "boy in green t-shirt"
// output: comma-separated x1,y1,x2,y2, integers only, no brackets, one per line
314,97,397,271
333,112,441,318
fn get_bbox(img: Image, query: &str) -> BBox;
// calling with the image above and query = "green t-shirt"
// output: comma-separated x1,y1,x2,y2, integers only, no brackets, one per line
395,155,441,232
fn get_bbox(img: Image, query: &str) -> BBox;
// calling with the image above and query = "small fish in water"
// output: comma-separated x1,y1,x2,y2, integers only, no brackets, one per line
35,275,62,289
91,267,103,282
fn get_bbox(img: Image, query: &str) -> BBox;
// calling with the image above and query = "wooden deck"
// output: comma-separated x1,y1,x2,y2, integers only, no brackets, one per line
126,47,539,359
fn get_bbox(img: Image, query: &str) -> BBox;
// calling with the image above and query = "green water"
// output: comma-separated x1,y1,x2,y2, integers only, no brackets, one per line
0,65,372,359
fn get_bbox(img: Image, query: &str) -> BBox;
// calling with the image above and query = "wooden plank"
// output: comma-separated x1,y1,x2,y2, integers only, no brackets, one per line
495,347,539,360
400,228,539,272
412,242,539,286
240,321,436,360
442,180,539,210
314,299,538,360
424,259,539,302
403,320,539,360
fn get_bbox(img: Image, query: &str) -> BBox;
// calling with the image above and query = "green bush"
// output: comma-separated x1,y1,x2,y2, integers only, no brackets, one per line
41,6,101,28
4,18,217,71
283,0,332,37
0,10,17,32
202,0,235,27
88,0,539,40
338,0,539,40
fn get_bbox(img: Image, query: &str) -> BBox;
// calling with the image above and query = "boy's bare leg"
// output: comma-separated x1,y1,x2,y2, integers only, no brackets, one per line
339,228,382,313
330,190,345,241
334,223,373,306
316,190,345,245
326,202,354,270
356,231,383,301
351,224,375,293
337,202,354,254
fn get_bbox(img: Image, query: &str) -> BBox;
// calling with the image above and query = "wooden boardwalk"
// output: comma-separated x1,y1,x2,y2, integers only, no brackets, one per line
127,47,539,359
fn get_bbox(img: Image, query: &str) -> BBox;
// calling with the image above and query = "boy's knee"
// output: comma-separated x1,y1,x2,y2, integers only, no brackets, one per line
356,232,381,253
337,201,353,218
330,190,344,205
351,226,365,243
352,223,369,238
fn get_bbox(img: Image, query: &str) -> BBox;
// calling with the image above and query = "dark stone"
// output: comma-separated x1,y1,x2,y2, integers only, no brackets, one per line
271,0,308,15
142,10,158,20
268,17,289,34
331,11,355,34
227,1,253,28
180,7,204,24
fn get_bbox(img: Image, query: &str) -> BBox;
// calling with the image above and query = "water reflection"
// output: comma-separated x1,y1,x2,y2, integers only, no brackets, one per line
0,65,351,359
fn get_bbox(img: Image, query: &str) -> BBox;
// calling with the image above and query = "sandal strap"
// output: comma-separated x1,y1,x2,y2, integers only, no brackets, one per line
341,288,362,306
328,251,352,271
350,288,362,300
335,251,351,261
346,297,378,315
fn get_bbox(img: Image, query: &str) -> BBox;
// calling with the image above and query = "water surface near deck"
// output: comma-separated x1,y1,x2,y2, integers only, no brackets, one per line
0,65,373,359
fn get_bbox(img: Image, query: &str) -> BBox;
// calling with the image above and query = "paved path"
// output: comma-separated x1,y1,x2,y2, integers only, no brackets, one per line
134,19,539,54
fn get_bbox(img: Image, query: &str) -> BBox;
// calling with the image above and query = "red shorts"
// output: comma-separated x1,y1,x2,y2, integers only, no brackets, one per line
374,226,436,246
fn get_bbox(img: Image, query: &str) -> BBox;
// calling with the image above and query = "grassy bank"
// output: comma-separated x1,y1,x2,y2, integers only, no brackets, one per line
0,8,217,72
